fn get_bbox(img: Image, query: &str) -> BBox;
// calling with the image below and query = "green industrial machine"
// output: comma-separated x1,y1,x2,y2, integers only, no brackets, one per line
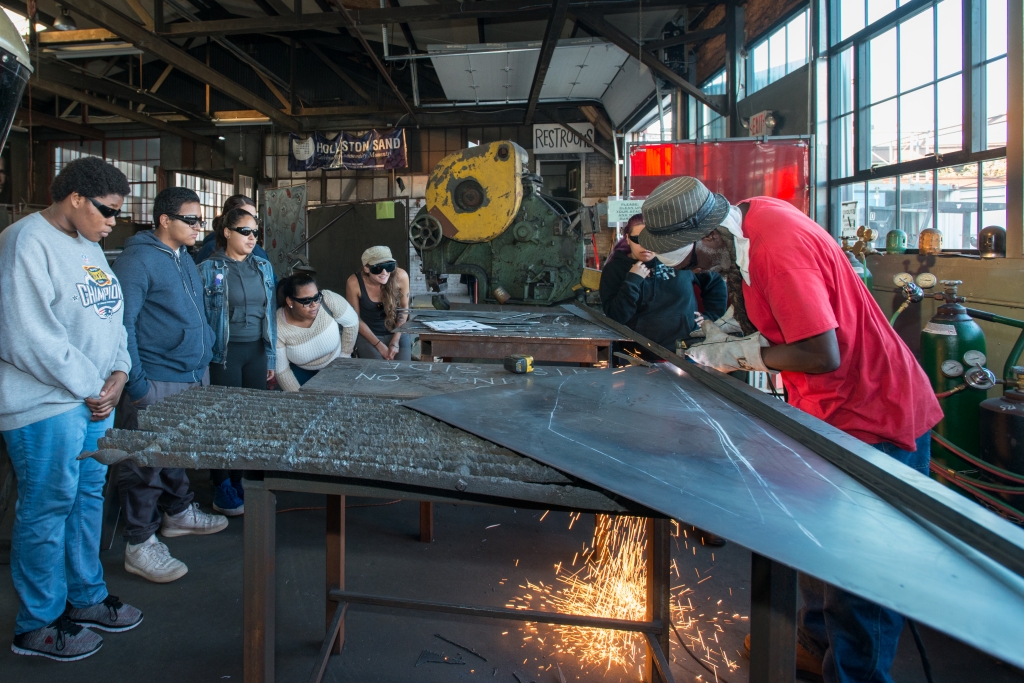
409,141,590,305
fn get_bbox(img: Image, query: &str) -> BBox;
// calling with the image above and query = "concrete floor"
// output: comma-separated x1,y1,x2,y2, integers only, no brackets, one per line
1,477,1022,683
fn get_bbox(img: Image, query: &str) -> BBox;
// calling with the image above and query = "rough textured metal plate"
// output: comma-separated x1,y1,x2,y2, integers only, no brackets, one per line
406,365,1024,669
302,358,593,399
96,387,625,513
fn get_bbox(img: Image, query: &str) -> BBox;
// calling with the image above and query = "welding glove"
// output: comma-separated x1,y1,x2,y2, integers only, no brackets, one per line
688,306,743,338
685,331,770,373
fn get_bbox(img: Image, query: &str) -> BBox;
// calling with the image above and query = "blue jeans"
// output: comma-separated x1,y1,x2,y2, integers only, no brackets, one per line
2,404,112,634
799,432,931,683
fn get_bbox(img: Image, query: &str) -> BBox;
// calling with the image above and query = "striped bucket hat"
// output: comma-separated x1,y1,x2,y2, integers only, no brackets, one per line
637,177,730,254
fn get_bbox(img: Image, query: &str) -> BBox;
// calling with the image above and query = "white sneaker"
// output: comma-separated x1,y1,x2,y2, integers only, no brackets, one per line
160,502,229,538
124,535,188,584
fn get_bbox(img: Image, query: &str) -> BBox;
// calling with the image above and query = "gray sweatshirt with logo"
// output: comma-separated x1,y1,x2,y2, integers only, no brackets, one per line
0,212,131,431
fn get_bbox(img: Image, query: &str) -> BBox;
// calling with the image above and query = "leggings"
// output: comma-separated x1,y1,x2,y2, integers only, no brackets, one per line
354,333,411,361
209,339,267,486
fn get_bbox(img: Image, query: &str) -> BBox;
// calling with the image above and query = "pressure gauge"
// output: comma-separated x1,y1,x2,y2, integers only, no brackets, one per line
963,350,987,367
941,360,964,378
916,272,937,289
893,272,914,287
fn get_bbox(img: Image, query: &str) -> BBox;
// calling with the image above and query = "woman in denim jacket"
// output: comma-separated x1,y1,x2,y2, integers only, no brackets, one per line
196,207,277,514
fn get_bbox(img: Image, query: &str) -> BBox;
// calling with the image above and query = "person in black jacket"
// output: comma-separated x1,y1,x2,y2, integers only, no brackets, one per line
600,214,727,355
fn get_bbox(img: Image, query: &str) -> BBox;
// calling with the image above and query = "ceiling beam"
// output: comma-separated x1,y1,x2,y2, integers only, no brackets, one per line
643,22,725,52
579,104,614,139
16,108,105,139
322,0,416,123
387,0,419,53
30,78,213,145
524,0,570,125
303,41,372,104
37,28,119,43
159,0,701,37
570,11,724,114
36,58,207,120
123,0,155,29
66,0,299,131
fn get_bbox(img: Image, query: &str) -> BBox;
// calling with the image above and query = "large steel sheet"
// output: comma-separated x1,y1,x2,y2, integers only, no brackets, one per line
406,365,1024,669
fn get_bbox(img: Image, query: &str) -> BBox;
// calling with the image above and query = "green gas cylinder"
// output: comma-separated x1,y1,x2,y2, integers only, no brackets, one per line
920,280,989,474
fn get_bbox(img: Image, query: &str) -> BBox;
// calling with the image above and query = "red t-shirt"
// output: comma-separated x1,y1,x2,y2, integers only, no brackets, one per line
739,197,942,451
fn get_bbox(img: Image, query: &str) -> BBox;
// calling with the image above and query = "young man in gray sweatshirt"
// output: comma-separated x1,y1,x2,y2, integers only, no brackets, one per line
0,157,143,661
113,187,228,584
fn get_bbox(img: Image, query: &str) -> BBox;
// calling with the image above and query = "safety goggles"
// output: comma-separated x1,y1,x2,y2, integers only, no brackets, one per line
368,261,397,275
229,226,260,238
88,197,121,219
292,291,323,307
168,214,207,229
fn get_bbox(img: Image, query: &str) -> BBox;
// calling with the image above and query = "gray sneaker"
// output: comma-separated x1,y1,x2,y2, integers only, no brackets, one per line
11,615,102,661
66,595,143,633
160,502,228,538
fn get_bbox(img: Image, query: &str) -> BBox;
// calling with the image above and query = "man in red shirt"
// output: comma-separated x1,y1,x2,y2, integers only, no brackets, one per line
638,176,943,683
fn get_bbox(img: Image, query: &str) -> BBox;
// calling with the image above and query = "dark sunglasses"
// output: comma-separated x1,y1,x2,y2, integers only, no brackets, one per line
168,214,207,229
627,233,644,244
88,197,121,219
229,226,260,238
368,261,397,275
292,291,323,307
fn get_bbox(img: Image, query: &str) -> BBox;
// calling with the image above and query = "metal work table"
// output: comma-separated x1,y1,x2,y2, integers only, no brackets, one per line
95,382,676,683
394,307,626,364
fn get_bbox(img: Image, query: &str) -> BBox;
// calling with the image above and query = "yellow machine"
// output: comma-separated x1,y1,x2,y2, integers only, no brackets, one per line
411,141,595,304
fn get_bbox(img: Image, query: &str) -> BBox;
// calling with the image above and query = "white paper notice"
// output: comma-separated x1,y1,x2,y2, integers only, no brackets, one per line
421,319,497,332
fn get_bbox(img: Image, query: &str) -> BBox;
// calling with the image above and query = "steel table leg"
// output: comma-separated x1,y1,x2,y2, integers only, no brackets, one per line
750,553,798,683
326,494,346,655
645,518,671,683
419,502,434,543
244,481,276,683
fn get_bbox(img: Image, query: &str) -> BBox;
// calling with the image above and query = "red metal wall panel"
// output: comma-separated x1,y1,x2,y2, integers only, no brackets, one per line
628,139,811,215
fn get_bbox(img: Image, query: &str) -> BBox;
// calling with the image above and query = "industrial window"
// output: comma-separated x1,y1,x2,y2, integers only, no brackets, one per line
748,9,809,95
635,95,675,142
827,0,1008,247
174,173,234,237
52,138,159,224
699,71,727,140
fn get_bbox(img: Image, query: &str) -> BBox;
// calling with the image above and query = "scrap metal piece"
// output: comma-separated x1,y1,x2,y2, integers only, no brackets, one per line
434,634,487,661
414,649,465,666
93,386,625,513
405,366,1024,671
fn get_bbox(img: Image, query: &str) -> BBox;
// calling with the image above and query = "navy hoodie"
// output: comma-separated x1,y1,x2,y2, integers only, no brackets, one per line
113,230,215,400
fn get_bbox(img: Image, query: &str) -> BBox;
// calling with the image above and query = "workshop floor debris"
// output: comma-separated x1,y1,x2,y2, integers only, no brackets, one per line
0,480,1021,683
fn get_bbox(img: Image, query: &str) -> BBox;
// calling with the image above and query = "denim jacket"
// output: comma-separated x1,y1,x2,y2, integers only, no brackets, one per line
196,252,277,367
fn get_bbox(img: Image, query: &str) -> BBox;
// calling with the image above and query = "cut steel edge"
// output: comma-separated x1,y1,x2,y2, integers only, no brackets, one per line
561,303,1024,580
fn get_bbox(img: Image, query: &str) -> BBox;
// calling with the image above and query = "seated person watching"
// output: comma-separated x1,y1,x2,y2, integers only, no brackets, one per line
275,273,359,391
600,214,727,356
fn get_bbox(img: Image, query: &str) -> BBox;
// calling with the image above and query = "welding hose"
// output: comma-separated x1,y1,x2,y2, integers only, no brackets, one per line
889,301,910,326
934,384,967,399
930,431,1024,485
929,462,1024,523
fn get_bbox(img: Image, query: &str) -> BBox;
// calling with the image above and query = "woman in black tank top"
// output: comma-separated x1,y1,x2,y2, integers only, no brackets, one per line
344,246,411,360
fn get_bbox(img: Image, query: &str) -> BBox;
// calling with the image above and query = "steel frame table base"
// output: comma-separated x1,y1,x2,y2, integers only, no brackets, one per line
241,474,673,683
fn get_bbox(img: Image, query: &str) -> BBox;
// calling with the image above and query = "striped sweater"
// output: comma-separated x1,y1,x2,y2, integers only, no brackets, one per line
275,290,358,392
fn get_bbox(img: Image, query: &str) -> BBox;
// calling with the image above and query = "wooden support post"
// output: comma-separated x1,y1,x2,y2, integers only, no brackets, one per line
326,494,346,655
749,553,798,683
645,518,671,683
419,501,434,543
244,482,276,683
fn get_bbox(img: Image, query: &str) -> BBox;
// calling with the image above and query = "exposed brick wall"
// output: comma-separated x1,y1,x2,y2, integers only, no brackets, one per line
695,0,806,84
585,152,615,199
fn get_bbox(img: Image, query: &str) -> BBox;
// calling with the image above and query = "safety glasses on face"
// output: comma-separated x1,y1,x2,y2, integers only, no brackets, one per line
229,226,260,238
368,261,396,275
292,291,323,307
627,232,645,244
168,214,207,229
88,197,121,219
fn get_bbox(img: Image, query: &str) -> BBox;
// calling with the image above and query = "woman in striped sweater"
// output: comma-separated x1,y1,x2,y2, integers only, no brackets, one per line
274,273,359,391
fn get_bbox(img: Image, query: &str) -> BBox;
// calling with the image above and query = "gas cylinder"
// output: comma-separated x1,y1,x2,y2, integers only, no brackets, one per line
841,237,872,289
921,280,989,473
978,369,1024,505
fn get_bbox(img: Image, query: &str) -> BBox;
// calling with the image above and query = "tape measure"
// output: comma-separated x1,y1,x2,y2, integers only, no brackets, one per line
503,354,534,374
